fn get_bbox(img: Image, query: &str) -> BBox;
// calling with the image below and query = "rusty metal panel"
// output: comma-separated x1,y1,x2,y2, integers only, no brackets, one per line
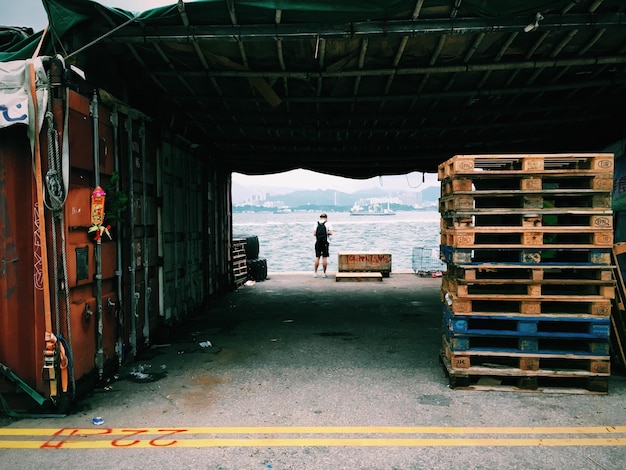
160,142,206,322
120,118,160,350
0,126,40,388
1,73,230,406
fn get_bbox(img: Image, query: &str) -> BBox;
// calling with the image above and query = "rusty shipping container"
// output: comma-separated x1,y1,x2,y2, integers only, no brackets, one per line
0,57,233,416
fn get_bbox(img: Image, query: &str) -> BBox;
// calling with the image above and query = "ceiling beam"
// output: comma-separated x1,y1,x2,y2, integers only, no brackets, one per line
150,55,626,80
102,13,626,43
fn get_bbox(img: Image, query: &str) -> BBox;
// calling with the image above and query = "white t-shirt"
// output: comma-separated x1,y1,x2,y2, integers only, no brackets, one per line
313,220,332,241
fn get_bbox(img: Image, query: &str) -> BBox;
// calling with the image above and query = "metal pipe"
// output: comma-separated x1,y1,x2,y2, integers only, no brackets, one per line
140,121,150,346
103,12,626,43
126,117,137,357
90,91,104,381
151,54,626,80
110,107,124,365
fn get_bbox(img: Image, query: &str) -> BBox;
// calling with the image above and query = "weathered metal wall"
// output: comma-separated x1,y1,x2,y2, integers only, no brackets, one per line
63,91,118,388
161,142,204,324
0,126,39,388
0,74,233,412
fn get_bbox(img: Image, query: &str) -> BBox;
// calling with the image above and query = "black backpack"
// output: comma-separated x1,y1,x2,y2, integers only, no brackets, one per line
316,221,327,242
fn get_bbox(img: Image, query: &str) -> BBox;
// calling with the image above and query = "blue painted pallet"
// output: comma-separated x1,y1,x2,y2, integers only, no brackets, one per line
440,244,611,266
442,306,610,339
444,330,610,356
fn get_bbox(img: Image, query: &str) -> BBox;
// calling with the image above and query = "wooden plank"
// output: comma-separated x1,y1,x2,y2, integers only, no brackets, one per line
441,174,614,196
443,291,612,316
439,193,612,213
441,355,609,394
440,245,612,266
441,213,613,230
437,153,614,179
443,344,610,376
443,310,610,339
337,253,391,277
440,228,613,249
447,265,613,283
442,276,615,299
610,245,626,372
335,272,383,282
444,331,610,356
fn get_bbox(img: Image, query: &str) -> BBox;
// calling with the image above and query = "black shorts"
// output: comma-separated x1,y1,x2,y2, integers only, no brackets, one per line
315,240,329,258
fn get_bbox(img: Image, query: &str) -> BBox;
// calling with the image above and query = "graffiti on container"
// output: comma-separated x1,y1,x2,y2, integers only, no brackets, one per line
347,254,391,263
0,102,27,126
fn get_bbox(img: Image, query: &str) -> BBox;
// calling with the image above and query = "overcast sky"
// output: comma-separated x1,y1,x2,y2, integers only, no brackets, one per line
5,1,439,193
233,170,439,192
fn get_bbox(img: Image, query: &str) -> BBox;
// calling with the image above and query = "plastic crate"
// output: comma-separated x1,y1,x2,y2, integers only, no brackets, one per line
412,247,446,277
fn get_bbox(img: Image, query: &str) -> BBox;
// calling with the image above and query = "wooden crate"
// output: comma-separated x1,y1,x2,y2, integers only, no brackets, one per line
338,252,391,277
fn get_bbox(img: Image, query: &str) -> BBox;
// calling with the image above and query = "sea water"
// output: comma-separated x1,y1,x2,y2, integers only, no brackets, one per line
233,210,443,273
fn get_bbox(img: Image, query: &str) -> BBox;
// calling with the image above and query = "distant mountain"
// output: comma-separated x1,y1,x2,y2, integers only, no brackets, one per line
270,189,353,207
233,184,440,210
419,186,440,202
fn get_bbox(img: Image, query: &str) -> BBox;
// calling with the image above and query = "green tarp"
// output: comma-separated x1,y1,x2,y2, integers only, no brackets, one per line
1,0,585,62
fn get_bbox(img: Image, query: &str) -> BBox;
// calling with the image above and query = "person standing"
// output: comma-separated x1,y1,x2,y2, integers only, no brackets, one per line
313,213,333,278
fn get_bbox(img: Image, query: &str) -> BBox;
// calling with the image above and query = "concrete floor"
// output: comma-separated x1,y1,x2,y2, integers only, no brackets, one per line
2,273,626,469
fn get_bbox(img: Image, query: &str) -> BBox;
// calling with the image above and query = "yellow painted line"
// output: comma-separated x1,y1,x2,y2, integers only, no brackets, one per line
1,426,626,436
2,438,626,449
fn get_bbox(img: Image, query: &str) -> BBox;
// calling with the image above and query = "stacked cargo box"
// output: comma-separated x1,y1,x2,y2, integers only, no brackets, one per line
437,154,615,394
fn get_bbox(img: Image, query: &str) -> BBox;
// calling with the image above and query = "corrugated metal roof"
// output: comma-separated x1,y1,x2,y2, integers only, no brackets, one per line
3,0,626,177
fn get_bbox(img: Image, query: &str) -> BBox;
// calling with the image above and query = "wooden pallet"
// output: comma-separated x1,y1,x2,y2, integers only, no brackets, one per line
440,228,613,248
442,276,615,299
441,174,614,196
444,331,610,356
446,265,613,283
231,238,248,287
443,310,610,339
439,193,612,213
441,213,613,230
335,272,383,282
442,291,611,316
440,355,609,394
437,153,614,179
610,243,626,372
440,245,612,266
441,336,610,374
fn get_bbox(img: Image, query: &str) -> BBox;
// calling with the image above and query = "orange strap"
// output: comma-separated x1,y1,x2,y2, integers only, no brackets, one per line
30,26,58,399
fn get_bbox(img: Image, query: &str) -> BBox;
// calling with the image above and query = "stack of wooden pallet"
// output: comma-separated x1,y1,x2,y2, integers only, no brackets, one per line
437,153,615,394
